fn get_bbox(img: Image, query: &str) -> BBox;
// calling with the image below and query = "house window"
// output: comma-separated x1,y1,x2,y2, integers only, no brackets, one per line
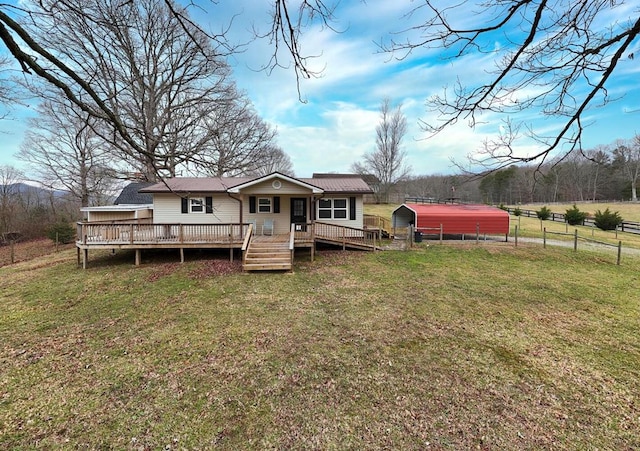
190,197,205,213
258,197,272,213
318,198,348,220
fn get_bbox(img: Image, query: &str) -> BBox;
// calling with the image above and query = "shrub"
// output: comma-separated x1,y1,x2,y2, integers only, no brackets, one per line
47,222,75,244
513,207,522,216
594,208,623,231
498,203,508,211
536,206,552,220
565,204,588,226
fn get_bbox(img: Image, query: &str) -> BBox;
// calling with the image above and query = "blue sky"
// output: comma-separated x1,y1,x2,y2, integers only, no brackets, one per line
1,0,639,178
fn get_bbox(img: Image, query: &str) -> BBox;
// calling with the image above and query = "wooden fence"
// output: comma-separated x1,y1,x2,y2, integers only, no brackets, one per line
504,207,640,235
511,225,624,265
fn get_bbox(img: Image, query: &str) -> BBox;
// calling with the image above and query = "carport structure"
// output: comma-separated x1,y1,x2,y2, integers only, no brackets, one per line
392,203,510,239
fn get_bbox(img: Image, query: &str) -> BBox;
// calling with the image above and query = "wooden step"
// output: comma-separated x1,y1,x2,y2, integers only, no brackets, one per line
243,237,292,271
243,262,292,271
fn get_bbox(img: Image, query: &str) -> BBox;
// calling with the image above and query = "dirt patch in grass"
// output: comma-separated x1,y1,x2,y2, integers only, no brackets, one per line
188,259,243,279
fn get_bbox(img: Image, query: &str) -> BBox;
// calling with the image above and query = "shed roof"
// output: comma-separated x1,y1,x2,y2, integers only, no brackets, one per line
394,203,510,235
81,204,153,212
403,203,509,217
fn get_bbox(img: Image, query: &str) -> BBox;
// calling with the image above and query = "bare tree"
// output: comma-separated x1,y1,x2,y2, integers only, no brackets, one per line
194,96,282,177
585,146,611,201
5,0,235,180
352,99,410,203
612,137,640,201
380,1,640,171
0,54,17,119
0,165,24,234
247,146,294,177
18,99,117,207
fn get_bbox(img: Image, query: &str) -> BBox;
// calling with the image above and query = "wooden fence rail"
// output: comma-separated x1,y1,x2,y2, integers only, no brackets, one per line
504,207,640,235
542,227,623,265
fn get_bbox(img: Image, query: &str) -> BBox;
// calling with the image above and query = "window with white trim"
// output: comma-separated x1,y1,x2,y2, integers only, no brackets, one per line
258,197,272,213
318,198,348,220
190,197,205,213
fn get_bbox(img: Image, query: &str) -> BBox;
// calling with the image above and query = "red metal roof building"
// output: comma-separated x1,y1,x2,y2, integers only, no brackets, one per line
392,203,510,236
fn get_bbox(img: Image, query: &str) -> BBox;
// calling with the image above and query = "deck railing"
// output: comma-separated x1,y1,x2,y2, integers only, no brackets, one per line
363,214,391,233
314,222,378,249
77,221,379,250
77,222,250,245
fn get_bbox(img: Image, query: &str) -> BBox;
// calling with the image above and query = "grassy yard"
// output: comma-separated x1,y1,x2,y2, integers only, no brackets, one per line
1,244,639,448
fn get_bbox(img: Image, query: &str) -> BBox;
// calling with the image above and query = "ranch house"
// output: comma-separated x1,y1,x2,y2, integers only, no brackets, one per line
76,172,383,271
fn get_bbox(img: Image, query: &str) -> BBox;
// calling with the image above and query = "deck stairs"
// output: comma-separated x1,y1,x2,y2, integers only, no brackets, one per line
243,236,292,271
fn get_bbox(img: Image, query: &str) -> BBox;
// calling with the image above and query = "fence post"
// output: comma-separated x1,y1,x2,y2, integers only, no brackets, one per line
10,239,15,264
543,227,546,249
617,241,622,266
574,229,578,252
515,225,518,248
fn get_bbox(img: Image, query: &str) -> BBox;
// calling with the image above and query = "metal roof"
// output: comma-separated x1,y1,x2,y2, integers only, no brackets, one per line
140,174,373,194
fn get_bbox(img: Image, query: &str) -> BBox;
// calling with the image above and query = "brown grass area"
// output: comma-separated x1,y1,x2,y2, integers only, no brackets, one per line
0,238,75,268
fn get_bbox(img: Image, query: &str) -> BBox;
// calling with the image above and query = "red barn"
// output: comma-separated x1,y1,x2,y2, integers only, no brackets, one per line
392,203,510,237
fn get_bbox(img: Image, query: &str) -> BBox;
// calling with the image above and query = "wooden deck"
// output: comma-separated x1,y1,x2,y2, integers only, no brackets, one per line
76,221,381,269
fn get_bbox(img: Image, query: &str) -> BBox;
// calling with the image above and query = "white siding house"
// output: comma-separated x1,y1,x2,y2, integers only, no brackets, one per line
139,172,372,233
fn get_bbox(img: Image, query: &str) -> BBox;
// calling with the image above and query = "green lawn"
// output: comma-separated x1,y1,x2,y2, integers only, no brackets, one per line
1,245,639,449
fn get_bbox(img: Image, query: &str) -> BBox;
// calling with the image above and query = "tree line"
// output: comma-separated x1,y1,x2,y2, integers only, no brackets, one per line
393,136,640,205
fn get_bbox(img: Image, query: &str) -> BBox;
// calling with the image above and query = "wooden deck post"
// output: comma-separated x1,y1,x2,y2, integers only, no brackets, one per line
180,248,184,263
82,248,88,269
135,249,141,266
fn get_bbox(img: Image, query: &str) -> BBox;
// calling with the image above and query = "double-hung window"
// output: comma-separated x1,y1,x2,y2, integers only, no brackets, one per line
190,197,205,213
258,197,272,213
318,198,348,220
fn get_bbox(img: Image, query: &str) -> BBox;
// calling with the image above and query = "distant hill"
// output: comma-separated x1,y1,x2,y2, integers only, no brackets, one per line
1,183,70,200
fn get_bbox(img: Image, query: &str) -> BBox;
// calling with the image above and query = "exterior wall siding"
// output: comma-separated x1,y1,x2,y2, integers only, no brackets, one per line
153,193,240,224
88,211,137,222
244,195,297,235
151,192,365,233
315,196,364,229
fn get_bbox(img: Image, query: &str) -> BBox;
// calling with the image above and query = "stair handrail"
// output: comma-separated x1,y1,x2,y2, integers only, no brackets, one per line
241,223,253,252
